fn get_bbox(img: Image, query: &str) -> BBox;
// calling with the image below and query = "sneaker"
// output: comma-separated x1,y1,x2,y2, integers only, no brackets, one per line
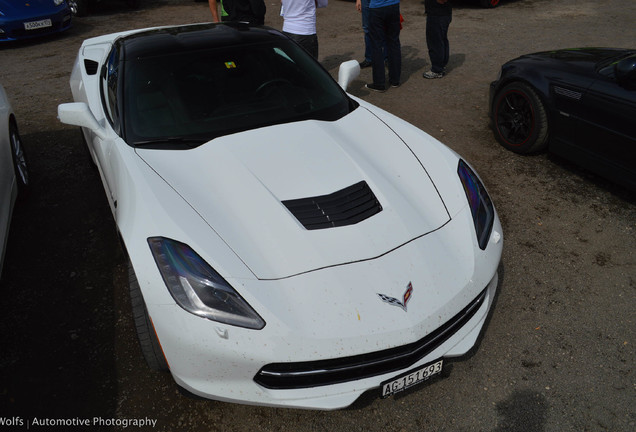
423,70,444,79
390,81,400,88
359,60,372,69
365,83,386,92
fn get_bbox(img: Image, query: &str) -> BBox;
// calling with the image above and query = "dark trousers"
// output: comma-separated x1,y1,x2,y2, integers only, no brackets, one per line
369,3,401,86
361,0,373,62
283,32,319,59
426,14,451,73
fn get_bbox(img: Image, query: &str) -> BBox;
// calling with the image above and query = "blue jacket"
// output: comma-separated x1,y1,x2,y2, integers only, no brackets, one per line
369,0,399,9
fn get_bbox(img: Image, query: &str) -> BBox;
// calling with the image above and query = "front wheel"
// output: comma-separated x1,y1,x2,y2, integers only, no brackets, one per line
128,260,169,372
68,0,90,16
492,81,548,154
9,120,29,196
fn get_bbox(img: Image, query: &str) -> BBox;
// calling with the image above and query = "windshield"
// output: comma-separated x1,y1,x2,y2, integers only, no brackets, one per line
123,39,355,147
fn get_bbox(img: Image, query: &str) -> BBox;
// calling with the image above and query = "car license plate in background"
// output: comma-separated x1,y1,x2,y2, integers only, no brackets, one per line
24,19,52,30
380,359,443,398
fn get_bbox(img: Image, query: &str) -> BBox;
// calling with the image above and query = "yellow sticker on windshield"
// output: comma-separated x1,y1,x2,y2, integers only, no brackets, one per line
225,61,237,69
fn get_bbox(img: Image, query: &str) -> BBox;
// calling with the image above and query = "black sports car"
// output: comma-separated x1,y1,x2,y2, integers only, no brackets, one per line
489,48,636,191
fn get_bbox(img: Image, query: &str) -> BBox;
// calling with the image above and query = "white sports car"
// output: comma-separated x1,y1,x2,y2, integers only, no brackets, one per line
0,83,29,278
58,23,503,409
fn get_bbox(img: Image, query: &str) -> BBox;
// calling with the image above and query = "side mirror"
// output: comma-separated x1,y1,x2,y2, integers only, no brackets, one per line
615,55,636,90
58,102,107,140
337,60,361,91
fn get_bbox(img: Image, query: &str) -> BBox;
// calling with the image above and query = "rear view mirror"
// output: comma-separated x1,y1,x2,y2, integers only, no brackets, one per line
58,102,107,140
338,60,361,91
615,54,636,90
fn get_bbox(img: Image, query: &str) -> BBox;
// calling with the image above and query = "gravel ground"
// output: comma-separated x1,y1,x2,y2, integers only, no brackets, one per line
0,0,634,431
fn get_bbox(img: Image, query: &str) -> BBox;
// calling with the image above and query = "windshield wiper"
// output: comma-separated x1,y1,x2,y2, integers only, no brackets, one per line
132,137,209,149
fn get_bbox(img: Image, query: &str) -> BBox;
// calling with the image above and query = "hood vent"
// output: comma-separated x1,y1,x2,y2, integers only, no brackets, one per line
283,181,383,230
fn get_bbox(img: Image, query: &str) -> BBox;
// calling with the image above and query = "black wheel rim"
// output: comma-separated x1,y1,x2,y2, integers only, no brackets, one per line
11,129,29,187
495,90,535,146
67,0,78,14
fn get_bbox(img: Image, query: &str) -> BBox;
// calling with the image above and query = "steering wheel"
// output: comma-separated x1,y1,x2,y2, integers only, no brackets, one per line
255,78,292,95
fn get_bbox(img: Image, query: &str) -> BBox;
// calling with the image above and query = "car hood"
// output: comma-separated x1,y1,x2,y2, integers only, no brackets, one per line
137,107,451,280
518,47,633,73
0,0,63,16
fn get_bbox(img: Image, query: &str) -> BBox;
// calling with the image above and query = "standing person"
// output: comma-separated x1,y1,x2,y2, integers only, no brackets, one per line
423,0,451,79
356,0,387,69
365,0,401,92
209,0,266,25
355,0,373,68
208,0,229,22
281,0,319,59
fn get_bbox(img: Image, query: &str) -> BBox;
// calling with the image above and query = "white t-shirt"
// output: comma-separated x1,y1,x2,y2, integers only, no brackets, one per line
281,0,316,35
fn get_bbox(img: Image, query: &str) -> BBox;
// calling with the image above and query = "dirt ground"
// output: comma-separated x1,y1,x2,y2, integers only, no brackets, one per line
0,0,635,431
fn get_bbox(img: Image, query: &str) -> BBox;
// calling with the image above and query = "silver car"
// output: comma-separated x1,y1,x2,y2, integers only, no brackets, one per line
0,83,29,277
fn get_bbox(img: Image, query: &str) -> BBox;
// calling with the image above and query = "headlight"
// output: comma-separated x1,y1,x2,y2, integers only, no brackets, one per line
148,237,265,330
54,0,65,6
457,160,495,250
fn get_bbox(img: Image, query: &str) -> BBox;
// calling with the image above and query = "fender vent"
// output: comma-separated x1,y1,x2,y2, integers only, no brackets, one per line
553,86,582,100
283,181,382,230
84,59,99,75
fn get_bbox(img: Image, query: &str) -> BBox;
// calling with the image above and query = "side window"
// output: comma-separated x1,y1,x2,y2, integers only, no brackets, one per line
101,46,121,133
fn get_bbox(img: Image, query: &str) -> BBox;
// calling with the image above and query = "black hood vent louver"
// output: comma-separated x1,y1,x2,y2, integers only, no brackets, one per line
283,181,383,230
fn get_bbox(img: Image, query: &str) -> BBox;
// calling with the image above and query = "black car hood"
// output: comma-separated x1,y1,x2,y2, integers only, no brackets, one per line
518,47,634,72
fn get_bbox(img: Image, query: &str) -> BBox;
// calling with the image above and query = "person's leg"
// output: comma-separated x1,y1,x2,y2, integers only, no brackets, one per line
361,0,373,64
368,7,386,87
440,15,452,70
426,14,445,74
283,32,319,59
308,34,319,60
385,3,401,85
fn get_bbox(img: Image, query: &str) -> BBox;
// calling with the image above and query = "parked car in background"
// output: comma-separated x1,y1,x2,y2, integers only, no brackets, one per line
0,0,72,42
0,84,29,278
490,47,636,191
480,0,502,7
67,0,139,16
58,23,503,409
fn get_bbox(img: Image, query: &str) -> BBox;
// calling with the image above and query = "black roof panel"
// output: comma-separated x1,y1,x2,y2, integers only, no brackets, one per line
119,23,286,59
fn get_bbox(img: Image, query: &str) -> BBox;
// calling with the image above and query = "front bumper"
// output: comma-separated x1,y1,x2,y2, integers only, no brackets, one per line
158,272,498,409
145,207,503,409
254,287,489,390
0,9,72,42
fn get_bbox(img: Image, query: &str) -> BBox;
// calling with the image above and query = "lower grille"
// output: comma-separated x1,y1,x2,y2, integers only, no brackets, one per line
254,288,487,389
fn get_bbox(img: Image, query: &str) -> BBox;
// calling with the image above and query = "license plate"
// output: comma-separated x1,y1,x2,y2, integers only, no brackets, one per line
24,19,52,30
380,359,443,398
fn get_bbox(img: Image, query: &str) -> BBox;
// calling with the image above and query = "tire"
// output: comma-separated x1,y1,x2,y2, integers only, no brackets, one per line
480,0,500,7
492,81,549,154
128,260,169,372
9,120,29,197
70,0,90,17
